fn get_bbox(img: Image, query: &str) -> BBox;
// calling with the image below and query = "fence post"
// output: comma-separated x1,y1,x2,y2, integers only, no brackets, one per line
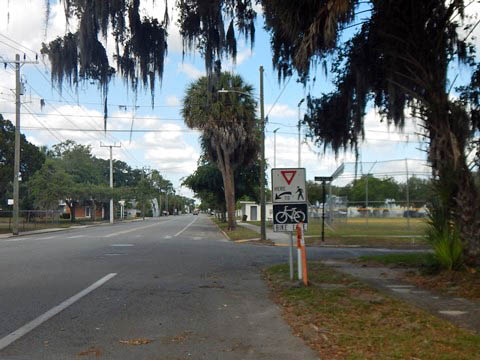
405,158,410,230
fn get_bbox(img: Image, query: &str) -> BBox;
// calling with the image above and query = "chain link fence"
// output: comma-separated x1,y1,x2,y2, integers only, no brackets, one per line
0,210,68,233
309,159,431,235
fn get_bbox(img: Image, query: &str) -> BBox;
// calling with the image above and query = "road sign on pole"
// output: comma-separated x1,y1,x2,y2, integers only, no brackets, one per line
272,168,307,203
272,168,308,232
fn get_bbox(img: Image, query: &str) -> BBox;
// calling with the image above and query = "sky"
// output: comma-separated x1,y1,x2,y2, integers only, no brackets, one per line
1,0,477,199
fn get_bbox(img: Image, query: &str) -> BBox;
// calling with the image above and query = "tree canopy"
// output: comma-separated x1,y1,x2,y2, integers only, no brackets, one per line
0,115,45,209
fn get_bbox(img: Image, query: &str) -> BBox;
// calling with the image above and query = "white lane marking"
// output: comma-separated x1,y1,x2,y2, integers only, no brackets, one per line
67,235,84,239
164,235,172,239
111,244,134,247
0,273,117,351
174,217,198,237
193,237,203,240
103,220,173,238
36,236,57,240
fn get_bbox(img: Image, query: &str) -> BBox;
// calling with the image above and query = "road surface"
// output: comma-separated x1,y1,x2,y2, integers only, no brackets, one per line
0,215,401,359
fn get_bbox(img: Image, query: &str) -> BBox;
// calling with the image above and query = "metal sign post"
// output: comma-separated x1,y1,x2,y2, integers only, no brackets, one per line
272,168,308,281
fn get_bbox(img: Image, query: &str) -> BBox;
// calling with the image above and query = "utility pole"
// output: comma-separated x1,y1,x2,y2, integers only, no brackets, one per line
141,166,151,220
3,54,38,235
405,158,410,229
100,142,121,224
259,66,266,242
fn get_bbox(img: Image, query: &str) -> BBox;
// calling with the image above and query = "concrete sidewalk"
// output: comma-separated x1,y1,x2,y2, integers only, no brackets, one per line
238,222,293,246
326,259,480,333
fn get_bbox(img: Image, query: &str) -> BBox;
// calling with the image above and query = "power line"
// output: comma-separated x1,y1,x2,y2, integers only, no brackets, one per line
0,33,141,166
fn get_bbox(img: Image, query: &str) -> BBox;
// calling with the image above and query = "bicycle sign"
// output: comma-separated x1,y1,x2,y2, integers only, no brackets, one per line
273,203,308,232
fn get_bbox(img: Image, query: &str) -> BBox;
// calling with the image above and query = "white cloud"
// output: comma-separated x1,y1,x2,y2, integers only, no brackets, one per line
165,95,181,106
265,103,297,119
0,1,71,59
177,63,204,80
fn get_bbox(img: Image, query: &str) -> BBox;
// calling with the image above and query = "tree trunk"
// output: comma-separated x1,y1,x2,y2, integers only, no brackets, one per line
92,200,97,222
428,99,480,267
216,144,236,230
66,200,76,223
223,159,236,230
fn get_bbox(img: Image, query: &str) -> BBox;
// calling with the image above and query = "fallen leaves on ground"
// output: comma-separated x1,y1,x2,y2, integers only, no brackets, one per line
404,269,480,300
76,346,103,357
264,262,480,360
118,338,153,345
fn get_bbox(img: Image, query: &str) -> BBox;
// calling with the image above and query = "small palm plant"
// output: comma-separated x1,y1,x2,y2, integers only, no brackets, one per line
426,193,463,271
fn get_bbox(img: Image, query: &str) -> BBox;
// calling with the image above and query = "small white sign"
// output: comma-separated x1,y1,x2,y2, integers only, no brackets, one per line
271,168,307,203
7,199,14,205
273,223,308,232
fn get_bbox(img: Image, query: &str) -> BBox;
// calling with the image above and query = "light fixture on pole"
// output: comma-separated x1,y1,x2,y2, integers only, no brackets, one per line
273,127,280,168
297,98,305,167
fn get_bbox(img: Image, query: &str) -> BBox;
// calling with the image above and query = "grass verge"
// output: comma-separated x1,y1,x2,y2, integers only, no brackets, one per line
211,218,260,241
356,253,480,300
265,262,480,360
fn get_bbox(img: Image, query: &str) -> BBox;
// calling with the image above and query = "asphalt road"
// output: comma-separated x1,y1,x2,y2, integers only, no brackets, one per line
0,215,404,359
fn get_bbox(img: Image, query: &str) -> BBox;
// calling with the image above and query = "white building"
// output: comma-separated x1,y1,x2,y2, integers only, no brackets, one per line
238,201,273,221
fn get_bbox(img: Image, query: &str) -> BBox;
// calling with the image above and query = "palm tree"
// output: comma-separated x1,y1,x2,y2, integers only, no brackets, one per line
182,72,259,230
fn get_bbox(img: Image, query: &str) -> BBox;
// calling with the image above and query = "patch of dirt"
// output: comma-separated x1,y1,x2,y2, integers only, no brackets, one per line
168,331,193,344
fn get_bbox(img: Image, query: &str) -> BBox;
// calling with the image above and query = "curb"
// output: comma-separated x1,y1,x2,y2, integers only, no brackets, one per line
208,217,231,241
0,218,152,239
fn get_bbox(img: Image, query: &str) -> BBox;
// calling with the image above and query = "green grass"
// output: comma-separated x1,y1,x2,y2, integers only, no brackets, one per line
265,262,480,359
357,253,433,267
306,217,427,237
211,218,260,241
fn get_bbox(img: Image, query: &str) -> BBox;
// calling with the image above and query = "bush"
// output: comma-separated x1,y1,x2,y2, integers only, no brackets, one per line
426,201,463,271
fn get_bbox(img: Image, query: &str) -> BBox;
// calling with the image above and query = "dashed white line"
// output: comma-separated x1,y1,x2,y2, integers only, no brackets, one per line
111,244,134,247
104,220,173,238
174,217,198,237
67,235,84,239
0,273,117,351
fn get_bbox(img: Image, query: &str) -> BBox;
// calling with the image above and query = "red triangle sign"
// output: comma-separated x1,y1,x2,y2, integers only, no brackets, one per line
281,170,297,185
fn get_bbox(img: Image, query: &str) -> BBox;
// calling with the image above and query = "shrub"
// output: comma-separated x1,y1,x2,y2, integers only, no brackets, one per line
426,201,463,271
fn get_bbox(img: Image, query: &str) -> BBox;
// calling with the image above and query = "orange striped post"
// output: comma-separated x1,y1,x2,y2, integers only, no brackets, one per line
296,222,308,286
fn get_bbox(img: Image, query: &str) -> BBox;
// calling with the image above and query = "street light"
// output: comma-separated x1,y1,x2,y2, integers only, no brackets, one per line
297,98,305,167
273,127,280,168
217,66,266,241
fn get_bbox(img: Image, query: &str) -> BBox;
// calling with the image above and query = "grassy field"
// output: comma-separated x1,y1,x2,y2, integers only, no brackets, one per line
265,262,480,359
245,217,428,247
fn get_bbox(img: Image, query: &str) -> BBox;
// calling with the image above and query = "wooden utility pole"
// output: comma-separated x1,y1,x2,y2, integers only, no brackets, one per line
260,65,266,241
100,142,121,224
3,54,38,235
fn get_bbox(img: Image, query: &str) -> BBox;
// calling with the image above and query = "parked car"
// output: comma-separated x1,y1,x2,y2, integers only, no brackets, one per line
403,210,425,218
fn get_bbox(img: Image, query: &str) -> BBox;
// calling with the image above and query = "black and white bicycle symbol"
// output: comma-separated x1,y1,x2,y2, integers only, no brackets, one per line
275,206,306,224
